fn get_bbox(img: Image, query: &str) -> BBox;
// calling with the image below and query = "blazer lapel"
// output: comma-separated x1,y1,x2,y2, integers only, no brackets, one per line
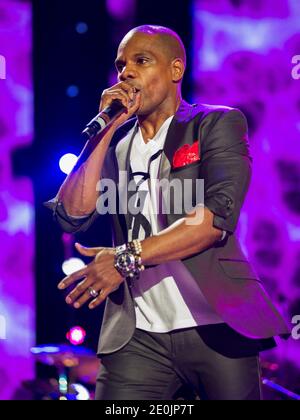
121,100,198,181
158,100,199,181
121,124,139,234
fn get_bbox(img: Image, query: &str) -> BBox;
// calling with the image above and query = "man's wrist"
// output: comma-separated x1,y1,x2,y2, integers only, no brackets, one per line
114,240,145,285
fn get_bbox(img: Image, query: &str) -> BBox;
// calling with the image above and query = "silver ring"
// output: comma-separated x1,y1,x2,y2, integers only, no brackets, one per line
88,287,99,299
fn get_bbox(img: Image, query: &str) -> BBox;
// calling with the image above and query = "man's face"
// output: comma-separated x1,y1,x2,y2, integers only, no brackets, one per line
115,32,175,115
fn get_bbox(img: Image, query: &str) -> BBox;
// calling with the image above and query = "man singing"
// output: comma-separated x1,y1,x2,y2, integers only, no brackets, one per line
46,25,289,400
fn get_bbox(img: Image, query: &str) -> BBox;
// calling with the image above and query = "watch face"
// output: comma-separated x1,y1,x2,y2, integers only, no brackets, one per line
117,252,135,269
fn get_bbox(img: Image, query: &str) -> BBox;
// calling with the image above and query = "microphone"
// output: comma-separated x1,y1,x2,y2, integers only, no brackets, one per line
82,99,126,140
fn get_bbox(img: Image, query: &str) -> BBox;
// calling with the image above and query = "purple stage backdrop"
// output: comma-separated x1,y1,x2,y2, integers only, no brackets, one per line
0,1,35,400
192,0,300,379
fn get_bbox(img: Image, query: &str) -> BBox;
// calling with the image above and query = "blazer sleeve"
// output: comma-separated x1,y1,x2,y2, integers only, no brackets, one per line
199,108,252,234
44,197,100,234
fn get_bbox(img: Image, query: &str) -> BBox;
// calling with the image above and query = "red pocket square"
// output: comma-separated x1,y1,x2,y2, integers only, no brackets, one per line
172,140,200,169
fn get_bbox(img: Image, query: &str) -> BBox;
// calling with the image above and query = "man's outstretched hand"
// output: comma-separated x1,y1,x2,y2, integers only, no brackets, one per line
57,243,124,309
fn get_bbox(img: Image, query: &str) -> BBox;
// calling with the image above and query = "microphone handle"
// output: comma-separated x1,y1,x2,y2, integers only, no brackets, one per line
82,99,126,140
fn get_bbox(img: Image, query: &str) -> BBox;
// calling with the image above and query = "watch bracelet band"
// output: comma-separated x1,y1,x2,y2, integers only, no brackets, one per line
114,240,145,283
128,241,145,281
128,239,142,256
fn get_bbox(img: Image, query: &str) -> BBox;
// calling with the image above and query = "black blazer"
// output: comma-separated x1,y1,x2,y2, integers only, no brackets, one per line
47,101,290,355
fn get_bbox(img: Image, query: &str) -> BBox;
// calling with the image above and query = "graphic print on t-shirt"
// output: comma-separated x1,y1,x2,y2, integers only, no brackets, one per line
128,148,163,241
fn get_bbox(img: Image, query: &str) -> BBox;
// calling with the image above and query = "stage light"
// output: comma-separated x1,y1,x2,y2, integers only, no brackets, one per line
59,153,78,175
106,0,135,19
30,346,60,354
62,258,85,276
0,54,6,79
0,315,7,340
66,85,79,98
72,383,90,400
75,22,88,34
58,373,68,394
66,326,86,346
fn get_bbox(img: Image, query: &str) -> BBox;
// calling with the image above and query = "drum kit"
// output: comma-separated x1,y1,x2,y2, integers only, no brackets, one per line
27,344,100,400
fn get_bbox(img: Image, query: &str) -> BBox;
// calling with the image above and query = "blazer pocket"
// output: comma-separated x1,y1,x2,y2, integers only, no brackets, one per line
171,159,201,174
218,258,261,282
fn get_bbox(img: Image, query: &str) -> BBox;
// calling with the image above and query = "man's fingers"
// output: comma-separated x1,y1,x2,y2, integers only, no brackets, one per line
57,266,87,290
65,279,89,305
75,242,103,257
88,289,108,309
67,281,98,307
128,91,141,112
100,84,136,111
72,287,105,309
106,89,129,108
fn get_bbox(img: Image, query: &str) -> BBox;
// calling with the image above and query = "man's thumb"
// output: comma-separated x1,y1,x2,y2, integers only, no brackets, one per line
75,242,99,257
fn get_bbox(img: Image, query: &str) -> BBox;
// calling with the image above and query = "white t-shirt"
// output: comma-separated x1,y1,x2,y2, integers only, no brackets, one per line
115,117,223,333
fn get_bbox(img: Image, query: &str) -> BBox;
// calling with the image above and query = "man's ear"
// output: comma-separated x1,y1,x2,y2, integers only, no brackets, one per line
172,58,185,83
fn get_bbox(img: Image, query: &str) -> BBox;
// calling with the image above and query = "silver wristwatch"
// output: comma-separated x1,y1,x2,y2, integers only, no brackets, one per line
114,242,145,282
114,244,137,278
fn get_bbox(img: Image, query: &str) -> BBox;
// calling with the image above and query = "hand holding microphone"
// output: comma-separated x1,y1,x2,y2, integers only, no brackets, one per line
82,81,141,140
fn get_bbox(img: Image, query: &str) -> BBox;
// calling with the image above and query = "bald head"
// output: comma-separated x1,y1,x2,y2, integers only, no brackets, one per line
120,25,187,67
115,25,186,116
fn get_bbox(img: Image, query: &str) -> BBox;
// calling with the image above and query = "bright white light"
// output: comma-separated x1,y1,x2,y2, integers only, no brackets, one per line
59,154,78,175
72,383,90,400
67,326,86,346
0,315,7,340
62,258,86,276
